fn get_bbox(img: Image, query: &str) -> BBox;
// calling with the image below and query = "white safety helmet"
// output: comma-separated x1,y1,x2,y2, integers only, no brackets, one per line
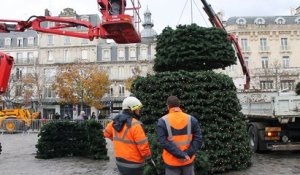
122,96,143,111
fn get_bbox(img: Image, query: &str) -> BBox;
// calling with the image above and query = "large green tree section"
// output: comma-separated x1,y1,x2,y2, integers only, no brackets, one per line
154,24,236,72
132,71,251,173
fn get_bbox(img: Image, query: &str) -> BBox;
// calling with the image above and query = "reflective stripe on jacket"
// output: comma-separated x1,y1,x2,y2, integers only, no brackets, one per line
159,107,197,167
104,116,151,167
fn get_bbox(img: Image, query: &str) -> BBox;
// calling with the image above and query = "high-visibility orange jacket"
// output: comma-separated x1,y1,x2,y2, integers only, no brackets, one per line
104,111,151,168
157,107,202,167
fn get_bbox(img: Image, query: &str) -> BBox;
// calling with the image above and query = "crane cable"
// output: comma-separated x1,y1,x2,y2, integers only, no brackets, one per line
177,0,189,25
194,0,209,27
177,0,210,27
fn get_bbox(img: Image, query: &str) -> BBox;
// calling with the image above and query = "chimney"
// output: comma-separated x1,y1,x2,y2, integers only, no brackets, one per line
45,9,51,16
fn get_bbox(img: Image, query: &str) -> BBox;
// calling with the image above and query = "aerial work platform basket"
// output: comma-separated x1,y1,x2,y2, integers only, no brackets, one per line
98,0,141,43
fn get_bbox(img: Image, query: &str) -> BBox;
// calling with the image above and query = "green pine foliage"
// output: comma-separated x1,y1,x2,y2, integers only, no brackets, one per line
36,120,108,160
154,24,236,72
295,82,300,95
131,23,251,174
132,71,252,174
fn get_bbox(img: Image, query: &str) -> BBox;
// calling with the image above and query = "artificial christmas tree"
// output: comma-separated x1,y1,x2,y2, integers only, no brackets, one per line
131,24,252,174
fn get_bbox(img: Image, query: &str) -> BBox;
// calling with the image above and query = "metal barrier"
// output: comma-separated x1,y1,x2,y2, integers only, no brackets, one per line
97,119,112,128
0,119,112,134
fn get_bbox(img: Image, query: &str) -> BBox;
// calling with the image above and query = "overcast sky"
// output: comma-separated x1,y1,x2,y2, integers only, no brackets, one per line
0,0,299,33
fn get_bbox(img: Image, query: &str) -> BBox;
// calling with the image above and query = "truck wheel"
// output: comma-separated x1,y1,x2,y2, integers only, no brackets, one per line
248,125,258,152
3,119,20,133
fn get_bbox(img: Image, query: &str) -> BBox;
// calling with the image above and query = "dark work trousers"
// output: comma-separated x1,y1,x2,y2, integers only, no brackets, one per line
117,165,144,175
165,164,195,175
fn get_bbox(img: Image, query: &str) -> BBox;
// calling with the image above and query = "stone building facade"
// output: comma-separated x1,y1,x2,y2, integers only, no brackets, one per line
0,8,157,119
224,14,300,91
0,30,39,110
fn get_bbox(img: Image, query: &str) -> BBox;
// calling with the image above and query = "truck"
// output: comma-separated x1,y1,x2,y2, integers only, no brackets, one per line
238,91,300,152
0,109,40,133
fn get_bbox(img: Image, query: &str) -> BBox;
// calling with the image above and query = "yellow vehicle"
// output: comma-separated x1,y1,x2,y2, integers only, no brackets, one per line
0,109,40,132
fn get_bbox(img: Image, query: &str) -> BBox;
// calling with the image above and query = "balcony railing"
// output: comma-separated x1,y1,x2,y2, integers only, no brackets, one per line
259,46,270,52
280,45,291,52
14,58,37,65
241,46,251,52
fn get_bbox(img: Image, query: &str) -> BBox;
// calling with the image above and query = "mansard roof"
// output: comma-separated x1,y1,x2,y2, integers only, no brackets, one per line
226,16,300,26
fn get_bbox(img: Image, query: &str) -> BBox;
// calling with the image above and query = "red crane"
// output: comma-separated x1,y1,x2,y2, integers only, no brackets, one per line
0,0,141,94
201,0,250,89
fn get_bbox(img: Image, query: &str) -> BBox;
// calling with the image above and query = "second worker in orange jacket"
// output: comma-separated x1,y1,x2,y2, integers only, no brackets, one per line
104,96,151,175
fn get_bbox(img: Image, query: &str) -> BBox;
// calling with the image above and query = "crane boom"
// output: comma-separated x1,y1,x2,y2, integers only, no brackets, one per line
201,0,250,89
0,0,141,94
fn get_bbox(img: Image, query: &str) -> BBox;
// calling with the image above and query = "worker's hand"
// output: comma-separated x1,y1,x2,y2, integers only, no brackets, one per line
179,155,190,162
184,155,191,161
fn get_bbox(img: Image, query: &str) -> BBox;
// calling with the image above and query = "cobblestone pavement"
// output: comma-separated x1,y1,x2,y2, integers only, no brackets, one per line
0,133,300,175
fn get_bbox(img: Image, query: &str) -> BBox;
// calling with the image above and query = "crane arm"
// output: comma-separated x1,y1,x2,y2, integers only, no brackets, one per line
201,0,250,89
0,16,109,40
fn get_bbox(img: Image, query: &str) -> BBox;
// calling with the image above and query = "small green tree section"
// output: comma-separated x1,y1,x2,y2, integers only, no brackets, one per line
36,120,108,160
131,71,252,173
154,24,236,72
296,82,300,95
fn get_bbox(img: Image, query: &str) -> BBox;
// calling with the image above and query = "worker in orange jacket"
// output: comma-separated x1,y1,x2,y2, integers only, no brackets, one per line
104,96,151,175
157,96,202,175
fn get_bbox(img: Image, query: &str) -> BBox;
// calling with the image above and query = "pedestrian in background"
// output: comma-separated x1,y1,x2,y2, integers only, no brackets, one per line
104,96,151,175
75,111,85,121
91,112,96,120
157,96,202,175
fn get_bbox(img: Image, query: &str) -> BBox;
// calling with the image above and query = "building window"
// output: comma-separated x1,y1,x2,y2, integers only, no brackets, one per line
119,85,125,96
108,86,114,97
48,22,55,28
151,44,156,60
260,38,268,51
118,66,124,79
275,17,285,25
44,86,56,98
261,57,268,68
44,68,56,83
64,37,71,44
81,39,88,44
27,52,34,63
281,80,295,90
17,38,23,47
282,56,289,68
28,37,35,46
16,68,23,80
15,85,22,96
255,18,265,25
129,48,136,60
48,35,54,44
260,81,273,90
241,39,248,51
140,48,147,60
236,18,246,25
81,50,88,60
5,38,12,46
47,51,53,61
17,53,23,63
118,48,125,60
102,49,110,61
295,17,300,24
281,38,288,50
244,57,249,67
64,50,69,62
